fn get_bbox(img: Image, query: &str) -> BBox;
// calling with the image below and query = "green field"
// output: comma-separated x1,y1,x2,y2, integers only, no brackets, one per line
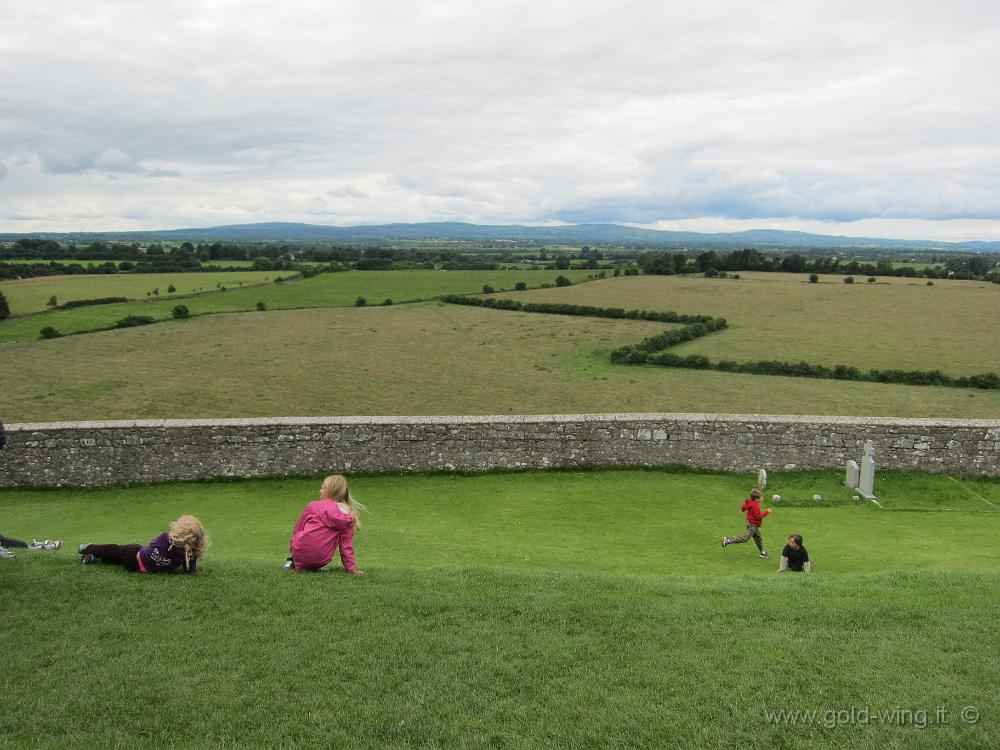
5,301,1000,422
3,271,998,421
1,469,997,749
0,269,598,341
0,271,279,315
495,272,1000,376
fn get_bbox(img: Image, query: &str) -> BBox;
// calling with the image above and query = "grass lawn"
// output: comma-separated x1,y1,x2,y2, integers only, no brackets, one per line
0,269,598,341
5,302,1000,421
496,273,1000,376
1,469,997,749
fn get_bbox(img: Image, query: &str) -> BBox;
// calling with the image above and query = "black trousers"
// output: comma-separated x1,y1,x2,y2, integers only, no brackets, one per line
83,543,143,571
1,534,28,548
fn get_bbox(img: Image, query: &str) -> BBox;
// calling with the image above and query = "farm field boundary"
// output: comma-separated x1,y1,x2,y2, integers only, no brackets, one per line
441,295,1000,389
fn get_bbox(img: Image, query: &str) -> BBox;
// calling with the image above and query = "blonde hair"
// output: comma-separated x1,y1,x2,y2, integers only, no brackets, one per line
319,474,367,529
168,514,207,570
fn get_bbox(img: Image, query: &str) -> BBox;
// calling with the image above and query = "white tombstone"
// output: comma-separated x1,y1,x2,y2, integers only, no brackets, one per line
857,440,876,499
757,468,767,490
845,460,860,488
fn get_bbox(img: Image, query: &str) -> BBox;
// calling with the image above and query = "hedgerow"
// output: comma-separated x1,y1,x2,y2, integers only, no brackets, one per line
112,315,155,329
439,294,718,324
58,296,129,309
611,350,1000,389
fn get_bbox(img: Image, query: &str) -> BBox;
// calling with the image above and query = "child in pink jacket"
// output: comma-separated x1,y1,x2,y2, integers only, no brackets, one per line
287,475,365,574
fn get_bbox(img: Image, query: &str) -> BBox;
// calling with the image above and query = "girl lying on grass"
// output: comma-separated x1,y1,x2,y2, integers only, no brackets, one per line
286,474,365,574
79,515,206,574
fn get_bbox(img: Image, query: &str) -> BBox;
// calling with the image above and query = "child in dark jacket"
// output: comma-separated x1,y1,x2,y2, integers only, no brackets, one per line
777,533,811,573
79,515,206,573
722,489,773,558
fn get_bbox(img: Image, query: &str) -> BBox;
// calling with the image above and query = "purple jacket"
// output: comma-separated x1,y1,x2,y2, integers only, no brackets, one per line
138,532,196,574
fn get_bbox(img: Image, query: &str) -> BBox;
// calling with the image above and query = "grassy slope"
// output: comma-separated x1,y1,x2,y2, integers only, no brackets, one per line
4,302,1000,421
495,273,1000,375
1,470,997,749
0,269,597,340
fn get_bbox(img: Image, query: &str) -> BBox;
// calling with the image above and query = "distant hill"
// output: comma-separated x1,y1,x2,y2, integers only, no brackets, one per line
3,221,1000,251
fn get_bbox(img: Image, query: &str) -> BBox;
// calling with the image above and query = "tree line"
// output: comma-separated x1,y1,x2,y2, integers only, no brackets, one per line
639,248,999,281
4,236,998,282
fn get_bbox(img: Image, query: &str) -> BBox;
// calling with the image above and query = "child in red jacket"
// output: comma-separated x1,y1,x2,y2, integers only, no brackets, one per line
722,488,773,558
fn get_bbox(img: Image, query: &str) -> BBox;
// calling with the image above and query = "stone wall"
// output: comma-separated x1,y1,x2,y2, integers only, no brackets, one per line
1,414,998,488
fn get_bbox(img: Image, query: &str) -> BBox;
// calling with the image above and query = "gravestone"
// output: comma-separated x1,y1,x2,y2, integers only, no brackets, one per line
757,468,767,489
857,440,876,499
845,460,860,489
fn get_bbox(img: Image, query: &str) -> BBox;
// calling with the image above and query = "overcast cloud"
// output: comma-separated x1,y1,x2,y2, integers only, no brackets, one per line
2,0,1000,240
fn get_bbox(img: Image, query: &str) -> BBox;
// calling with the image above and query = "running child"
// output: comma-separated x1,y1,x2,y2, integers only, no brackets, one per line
722,488,772,558
79,515,206,573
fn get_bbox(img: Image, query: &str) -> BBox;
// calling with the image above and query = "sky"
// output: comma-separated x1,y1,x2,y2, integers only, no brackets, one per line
2,1,1000,241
